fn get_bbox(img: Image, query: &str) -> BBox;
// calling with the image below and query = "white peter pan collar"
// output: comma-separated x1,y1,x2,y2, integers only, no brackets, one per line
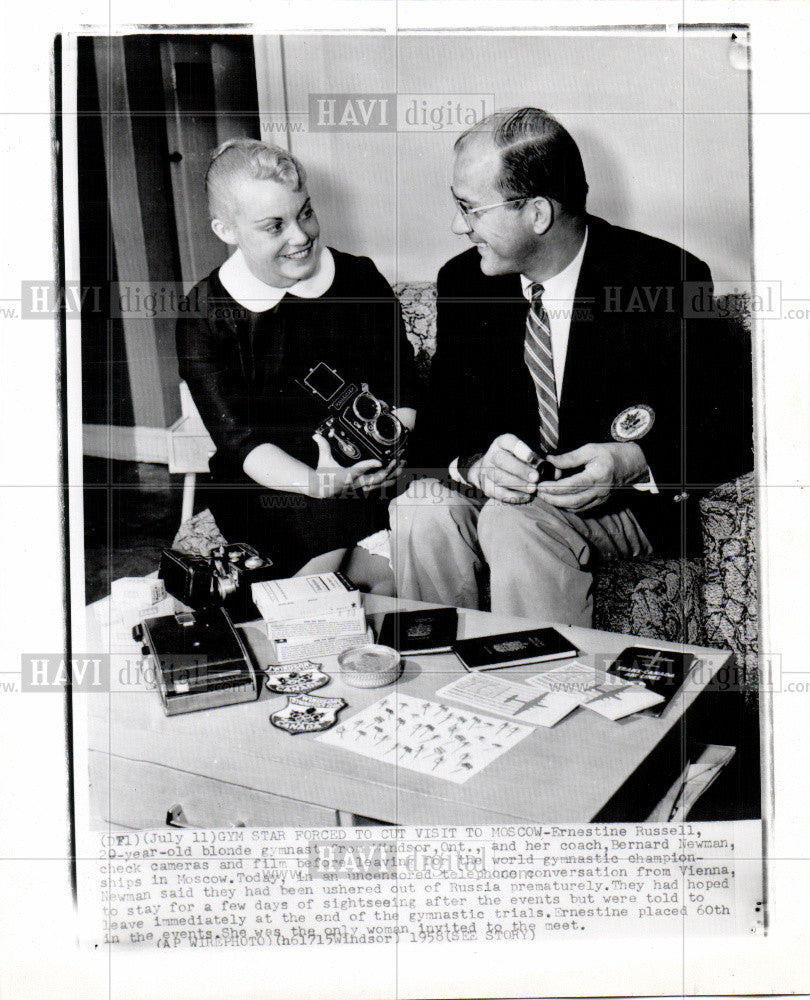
218,245,335,313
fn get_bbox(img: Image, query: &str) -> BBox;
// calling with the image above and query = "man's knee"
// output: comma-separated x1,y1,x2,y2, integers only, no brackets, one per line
478,498,545,548
389,478,472,537
478,497,589,565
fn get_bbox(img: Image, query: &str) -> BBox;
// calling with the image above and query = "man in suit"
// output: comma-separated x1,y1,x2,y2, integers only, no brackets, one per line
390,107,752,625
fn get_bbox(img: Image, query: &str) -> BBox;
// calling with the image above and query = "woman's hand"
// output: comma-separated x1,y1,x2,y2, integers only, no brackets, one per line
311,435,403,499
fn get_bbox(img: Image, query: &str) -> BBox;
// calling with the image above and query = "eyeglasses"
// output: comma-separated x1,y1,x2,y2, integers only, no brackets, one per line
450,188,527,229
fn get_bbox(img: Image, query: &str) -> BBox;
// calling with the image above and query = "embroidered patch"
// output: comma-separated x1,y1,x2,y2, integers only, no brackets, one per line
611,404,655,442
269,694,346,735
265,662,330,694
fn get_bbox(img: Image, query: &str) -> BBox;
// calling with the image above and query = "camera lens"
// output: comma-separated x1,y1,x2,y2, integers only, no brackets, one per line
370,412,401,445
353,392,380,422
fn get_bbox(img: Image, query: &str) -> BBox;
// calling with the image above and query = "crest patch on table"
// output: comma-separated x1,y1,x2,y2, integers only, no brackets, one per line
265,661,330,694
269,693,346,734
611,404,655,441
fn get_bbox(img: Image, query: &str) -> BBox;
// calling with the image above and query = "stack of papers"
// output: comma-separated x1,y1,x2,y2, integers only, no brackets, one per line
251,573,369,663
252,572,361,619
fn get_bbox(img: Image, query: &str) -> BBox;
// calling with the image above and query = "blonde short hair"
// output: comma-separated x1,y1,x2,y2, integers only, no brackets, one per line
205,138,307,221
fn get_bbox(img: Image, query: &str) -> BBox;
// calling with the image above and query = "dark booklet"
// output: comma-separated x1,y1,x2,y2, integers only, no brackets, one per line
376,607,459,654
452,628,578,671
607,646,696,716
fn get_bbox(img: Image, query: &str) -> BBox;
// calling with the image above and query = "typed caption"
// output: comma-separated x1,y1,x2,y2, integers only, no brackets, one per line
82,820,763,949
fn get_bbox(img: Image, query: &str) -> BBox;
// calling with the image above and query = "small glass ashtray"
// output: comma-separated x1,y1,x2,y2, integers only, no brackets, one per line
337,644,402,688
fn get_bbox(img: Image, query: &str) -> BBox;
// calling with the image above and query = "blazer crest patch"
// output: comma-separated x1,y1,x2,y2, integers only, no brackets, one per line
611,404,655,442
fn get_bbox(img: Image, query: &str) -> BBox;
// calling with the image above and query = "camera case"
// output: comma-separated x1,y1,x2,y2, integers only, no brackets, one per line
133,607,260,715
300,362,409,467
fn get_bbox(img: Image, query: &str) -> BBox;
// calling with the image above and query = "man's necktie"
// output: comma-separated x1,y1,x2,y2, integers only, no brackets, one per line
524,282,559,455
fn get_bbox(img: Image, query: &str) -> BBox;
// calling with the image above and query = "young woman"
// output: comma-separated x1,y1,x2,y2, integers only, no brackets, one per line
176,139,418,585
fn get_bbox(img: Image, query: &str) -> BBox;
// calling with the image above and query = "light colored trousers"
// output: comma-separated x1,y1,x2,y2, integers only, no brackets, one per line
389,479,652,627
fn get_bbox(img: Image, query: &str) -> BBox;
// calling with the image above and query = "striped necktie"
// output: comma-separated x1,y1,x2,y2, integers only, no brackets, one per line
524,282,559,455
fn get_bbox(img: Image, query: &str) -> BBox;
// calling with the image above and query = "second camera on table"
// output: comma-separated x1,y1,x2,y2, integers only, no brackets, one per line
159,543,274,623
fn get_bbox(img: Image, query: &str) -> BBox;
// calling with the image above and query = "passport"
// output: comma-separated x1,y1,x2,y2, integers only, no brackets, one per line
452,627,578,671
376,607,459,654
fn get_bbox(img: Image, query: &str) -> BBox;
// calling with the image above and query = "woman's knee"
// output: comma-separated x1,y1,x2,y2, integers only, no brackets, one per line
344,547,395,596
294,548,346,576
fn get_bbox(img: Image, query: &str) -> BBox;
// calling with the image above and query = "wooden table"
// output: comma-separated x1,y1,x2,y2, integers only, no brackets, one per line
84,595,734,828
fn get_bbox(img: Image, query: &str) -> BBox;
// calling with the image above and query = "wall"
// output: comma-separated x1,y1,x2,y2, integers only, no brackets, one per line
79,34,260,446
80,30,751,445
279,32,751,285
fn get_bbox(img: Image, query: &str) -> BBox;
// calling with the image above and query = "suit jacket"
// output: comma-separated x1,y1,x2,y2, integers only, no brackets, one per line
411,215,753,556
